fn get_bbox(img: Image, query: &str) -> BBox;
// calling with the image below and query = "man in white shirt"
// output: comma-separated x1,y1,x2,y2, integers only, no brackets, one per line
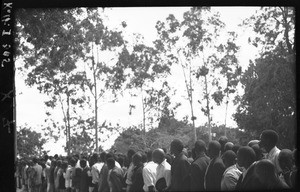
142,150,157,192
259,129,282,174
221,150,242,191
91,153,104,192
64,158,76,192
152,148,171,192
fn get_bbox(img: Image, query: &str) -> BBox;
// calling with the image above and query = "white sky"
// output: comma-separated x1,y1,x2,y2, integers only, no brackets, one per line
16,7,260,155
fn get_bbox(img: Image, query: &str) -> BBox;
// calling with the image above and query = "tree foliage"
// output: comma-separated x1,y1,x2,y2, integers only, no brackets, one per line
17,126,47,159
112,117,252,154
234,7,295,149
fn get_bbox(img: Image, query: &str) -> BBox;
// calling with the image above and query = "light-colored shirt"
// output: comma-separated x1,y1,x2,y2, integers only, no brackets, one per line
91,162,104,184
115,161,121,169
64,165,73,188
33,163,43,185
125,163,135,185
267,146,282,174
142,161,158,192
221,164,242,191
156,159,171,188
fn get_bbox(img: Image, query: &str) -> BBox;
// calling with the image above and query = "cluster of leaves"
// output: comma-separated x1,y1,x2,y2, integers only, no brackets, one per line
234,7,295,149
17,126,47,159
112,117,254,154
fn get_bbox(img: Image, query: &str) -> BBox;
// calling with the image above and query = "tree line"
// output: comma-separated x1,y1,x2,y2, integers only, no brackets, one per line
15,7,295,157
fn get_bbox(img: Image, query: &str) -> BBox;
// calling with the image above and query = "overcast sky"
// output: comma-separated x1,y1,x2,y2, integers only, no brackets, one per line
16,7,260,155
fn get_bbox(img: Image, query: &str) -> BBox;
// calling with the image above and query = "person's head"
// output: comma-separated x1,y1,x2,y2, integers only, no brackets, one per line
91,153,99,163
278,149,294,172
44,154,49,161
127,149,136,163
207,140,221,159
132,152,143,166
251,144,263,161
237,146,256,169
56,160,62,168
69,158,76,167
100,152,107,162
232,144,241,154
54,154,58,159
194,140,206,156
146,149,153,162
106,153,115,161
222,150,237,168
32,157,38,164
50,159,57,168
80,159,87,168
218,136,228,154
152,148,165,164
170,139,184,156
224,142,234,152
62,161,68,170
254,159,279,189
259,130,279,153
107,158,115,170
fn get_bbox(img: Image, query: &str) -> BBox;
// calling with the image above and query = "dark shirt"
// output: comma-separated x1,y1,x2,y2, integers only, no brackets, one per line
170,152,190,191
80,167,89,192
235,162,262,190
98,164,109,192
49,167,55,184
190,153,210,191
58,169,66,189
109,166,124,192
204,157,225,191
72,167,82,189
131,164,144,192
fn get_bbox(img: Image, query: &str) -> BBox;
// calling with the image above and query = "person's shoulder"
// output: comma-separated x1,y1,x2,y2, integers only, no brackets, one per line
214,157,224,164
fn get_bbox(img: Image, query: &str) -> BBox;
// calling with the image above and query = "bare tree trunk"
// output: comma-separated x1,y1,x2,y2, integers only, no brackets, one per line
66,93,71,155
178,50,196,144
92,42,98,152
189,64,196,144
204,75,212,142
224,81,229,137
141,87,146,148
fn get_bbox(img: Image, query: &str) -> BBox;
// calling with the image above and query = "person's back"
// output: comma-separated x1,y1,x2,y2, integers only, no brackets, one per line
190,140,210,191
72,167,82,192
131,153,144,192
79,159,89,192
33,160,43,186
131,163,144,192
235,146,262,190
204,141,226,191
110,166,124,192
107,158,124,192
44,162,51,192
54,160,62,191
170,139,191,192
255,159,288,190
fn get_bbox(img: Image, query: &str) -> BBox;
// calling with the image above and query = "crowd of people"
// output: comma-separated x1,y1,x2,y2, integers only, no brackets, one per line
15,129,297,192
